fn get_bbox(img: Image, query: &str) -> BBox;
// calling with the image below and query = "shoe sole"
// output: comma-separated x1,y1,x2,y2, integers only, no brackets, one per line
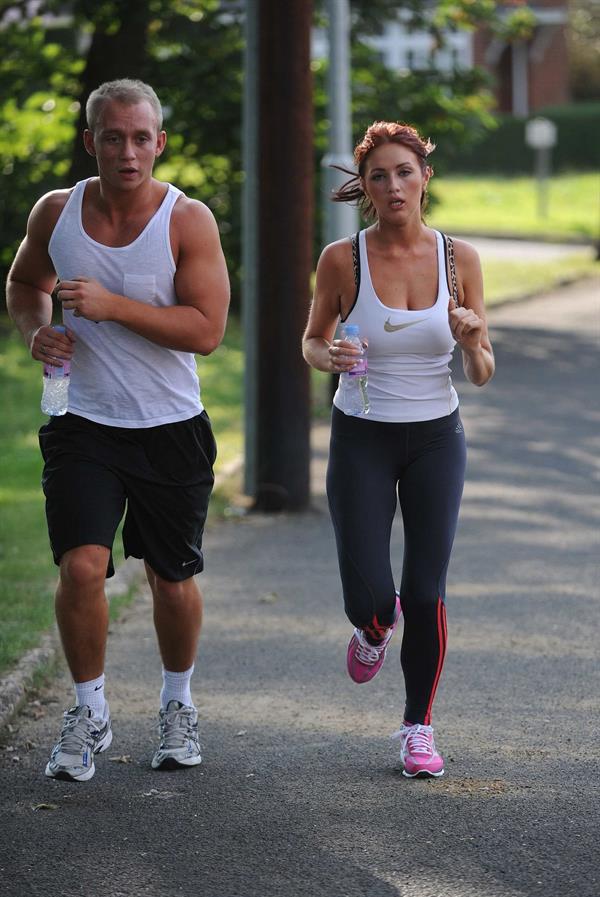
44,727,113,782
152,755,202,771
402,767,444,779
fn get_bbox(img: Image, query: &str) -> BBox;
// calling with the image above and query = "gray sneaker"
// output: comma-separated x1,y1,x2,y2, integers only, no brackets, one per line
45,705,112,782
151,700,202,770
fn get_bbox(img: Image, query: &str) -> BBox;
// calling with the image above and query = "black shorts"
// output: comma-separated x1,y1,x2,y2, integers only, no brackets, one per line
39,411,217,582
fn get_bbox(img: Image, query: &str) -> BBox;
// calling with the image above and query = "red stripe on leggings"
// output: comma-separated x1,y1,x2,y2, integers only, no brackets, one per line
424,597,447,726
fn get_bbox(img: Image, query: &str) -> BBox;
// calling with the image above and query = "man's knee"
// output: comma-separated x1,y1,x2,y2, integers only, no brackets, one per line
60,545,109,590
151,573,199,605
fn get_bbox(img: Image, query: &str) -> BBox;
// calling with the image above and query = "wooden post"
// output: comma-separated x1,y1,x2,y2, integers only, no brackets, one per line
253,0,313,511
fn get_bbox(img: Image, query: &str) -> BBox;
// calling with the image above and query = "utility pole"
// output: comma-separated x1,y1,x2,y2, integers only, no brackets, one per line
242,1,259,498
322,0,357,401
322,0,357,246
244,0,314,511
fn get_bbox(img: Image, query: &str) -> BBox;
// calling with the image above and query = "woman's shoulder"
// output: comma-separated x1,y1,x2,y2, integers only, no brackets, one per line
318,234,357,272
442,233,481,266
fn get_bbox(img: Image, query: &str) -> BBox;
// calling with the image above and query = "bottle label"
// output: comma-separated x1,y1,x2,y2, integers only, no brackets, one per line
44,360,71,378
348,358,367,376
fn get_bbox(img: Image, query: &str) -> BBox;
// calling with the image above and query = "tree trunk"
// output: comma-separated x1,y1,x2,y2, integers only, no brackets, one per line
69,0,151,184
253,0,314,511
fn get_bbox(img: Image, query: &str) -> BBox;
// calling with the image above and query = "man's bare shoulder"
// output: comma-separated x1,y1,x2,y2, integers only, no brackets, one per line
171,193,218,231
29,188,75,238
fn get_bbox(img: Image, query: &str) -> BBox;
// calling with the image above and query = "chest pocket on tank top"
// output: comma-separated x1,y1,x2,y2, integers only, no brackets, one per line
123,273,157,305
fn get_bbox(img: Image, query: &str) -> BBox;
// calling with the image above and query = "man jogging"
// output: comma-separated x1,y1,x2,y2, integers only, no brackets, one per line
6,79,230,780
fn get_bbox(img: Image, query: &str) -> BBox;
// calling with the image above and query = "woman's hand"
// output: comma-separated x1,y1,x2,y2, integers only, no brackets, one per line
327,338,367,373
448,300,484,355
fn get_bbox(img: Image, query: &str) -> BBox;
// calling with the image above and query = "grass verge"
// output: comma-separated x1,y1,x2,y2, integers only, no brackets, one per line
428,172,599,242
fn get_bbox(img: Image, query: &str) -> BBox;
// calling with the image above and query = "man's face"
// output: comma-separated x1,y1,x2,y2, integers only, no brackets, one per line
84,99,167,189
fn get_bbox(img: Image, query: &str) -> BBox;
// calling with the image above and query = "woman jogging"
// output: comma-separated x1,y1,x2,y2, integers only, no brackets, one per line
302,121,494,778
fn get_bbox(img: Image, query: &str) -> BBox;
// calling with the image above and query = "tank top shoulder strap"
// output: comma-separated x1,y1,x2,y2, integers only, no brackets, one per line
440,231,461,307
152,183,182,224
350,231,360,289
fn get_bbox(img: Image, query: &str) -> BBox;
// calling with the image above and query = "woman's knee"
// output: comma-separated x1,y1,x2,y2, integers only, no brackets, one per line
399,587,442,617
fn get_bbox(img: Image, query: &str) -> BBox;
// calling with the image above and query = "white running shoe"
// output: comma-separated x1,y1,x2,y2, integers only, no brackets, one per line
151,700,202,770
45,705,112,782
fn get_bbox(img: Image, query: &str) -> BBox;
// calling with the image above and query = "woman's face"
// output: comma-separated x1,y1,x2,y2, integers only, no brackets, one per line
361,142,430,223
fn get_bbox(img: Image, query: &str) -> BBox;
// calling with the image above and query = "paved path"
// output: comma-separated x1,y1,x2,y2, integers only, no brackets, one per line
0,277,598,897
459,236,595,262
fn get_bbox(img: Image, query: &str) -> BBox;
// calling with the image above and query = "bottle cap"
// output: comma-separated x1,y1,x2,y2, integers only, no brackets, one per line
343,324,359,335
53,324,66,334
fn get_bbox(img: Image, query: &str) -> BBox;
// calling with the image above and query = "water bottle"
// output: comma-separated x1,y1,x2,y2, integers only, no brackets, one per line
41,325,70,416
339,323,370,416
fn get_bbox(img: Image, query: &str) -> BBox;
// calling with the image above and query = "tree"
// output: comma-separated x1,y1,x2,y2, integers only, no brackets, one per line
568,0,600,101
1,0,536,300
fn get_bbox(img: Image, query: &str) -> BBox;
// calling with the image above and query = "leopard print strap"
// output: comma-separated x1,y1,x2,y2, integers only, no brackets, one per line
447,235,460,306
351,232,359,288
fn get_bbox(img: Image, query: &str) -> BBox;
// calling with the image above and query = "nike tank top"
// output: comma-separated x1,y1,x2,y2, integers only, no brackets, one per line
333,228,459,422
48,178,203,428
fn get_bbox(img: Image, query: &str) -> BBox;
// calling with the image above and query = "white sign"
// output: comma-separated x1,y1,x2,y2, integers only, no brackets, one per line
525,117,557,150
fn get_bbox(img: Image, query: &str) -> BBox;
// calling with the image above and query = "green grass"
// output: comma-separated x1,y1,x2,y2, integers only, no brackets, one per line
428,173,600,242
0,315,243,675
483,253,599,305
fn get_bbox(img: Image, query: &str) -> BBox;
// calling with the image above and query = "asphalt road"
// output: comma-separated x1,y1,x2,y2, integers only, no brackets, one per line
1,277,598,897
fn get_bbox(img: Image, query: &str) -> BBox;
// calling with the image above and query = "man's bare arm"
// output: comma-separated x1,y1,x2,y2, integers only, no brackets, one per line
6,191,74,364
57,199,231,355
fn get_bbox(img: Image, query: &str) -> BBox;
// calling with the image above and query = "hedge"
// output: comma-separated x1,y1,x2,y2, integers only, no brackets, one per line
435,102,600,174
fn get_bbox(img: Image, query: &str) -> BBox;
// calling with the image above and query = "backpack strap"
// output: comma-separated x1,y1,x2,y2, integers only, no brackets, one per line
444,234,461,307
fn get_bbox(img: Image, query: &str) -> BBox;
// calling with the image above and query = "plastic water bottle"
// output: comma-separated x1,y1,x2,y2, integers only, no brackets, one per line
339,323,370,416
41,325,70,416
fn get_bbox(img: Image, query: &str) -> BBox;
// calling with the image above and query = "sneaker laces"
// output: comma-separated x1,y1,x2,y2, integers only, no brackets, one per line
353,630,387,666
391,724,435,755
157,705,197,750
56,709,100,754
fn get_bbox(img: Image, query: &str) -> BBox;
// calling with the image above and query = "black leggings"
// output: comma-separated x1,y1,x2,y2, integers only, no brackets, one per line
327,406,466,725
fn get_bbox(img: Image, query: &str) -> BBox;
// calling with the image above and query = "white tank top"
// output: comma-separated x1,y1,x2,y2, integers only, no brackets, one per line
333,228,459,422
48,178,203,428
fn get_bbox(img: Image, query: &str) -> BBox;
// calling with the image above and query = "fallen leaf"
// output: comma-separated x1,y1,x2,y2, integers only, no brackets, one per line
109,755,132,764
258,592,279,604
32,803,58,812
142,789,178,799
235,730,247,737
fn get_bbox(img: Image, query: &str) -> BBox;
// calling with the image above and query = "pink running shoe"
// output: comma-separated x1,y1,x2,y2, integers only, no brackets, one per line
391,723,445,778
347,595,401,684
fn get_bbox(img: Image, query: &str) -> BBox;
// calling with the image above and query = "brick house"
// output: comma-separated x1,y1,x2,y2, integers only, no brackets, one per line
313,2,570,117
474,1,570,115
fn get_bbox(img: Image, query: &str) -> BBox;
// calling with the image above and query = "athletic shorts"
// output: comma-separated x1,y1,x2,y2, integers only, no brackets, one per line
38,411,217,582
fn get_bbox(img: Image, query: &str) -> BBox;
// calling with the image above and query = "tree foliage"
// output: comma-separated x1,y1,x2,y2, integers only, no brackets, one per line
1,0,531,304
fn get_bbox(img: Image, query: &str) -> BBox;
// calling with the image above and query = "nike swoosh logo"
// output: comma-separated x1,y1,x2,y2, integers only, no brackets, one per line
384,317,427,332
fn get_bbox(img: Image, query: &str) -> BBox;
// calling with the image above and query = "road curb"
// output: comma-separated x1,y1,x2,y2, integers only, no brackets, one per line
0,556,144,734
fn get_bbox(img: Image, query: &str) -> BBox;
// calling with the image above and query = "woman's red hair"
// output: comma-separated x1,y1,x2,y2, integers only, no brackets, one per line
331,121,435,219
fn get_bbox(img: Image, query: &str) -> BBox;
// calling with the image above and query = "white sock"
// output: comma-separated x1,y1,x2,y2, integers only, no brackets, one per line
74,674,108,721
160,665,195,710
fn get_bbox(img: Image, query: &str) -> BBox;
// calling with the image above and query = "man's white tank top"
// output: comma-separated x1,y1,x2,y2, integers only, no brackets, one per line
333,228,459,422
48,178,203,428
